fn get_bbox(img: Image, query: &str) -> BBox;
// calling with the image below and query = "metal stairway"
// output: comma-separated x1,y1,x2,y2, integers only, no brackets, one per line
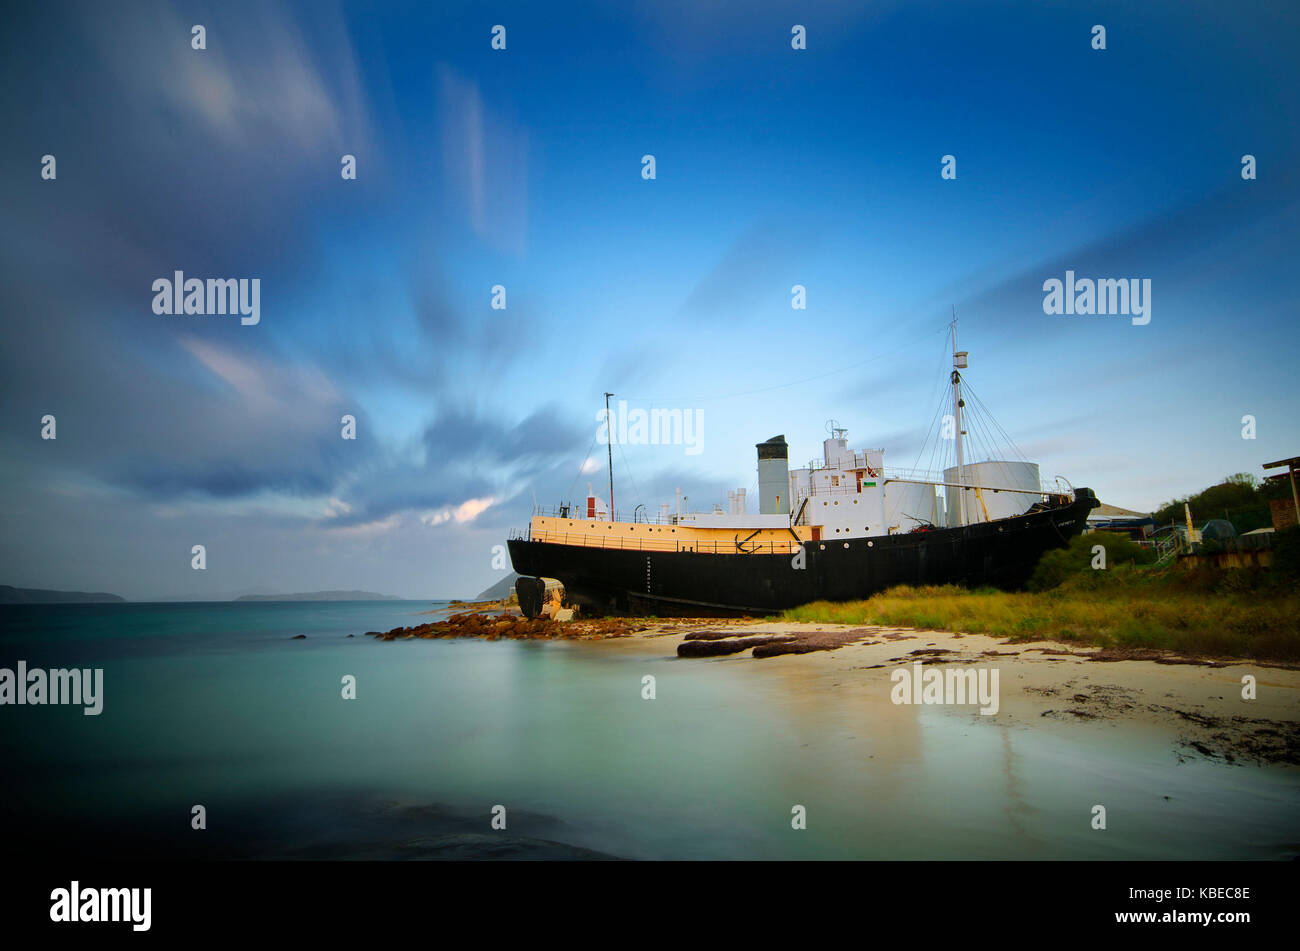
1152,526,1182,568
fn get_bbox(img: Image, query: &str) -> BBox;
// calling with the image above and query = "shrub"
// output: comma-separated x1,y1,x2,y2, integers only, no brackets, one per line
1273,527,1300,585
1027,531,1152,591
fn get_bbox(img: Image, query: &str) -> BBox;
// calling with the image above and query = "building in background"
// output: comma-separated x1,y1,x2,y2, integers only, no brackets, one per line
1264,455,1300,531
1086,501,1156,545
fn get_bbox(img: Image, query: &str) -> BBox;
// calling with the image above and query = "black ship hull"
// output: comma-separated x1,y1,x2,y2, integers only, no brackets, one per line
508,488,1100,616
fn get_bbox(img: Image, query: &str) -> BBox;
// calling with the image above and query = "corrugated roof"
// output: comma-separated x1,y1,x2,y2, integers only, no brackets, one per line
1088,501,1153,519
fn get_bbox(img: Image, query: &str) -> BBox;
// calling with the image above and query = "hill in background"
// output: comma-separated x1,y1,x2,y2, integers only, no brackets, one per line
474,572,519,601
0,585,126,604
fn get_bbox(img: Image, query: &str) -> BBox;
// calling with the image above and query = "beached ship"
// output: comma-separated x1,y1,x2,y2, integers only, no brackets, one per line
508,325,1099,616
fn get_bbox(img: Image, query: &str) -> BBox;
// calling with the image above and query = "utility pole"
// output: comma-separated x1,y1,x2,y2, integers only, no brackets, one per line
604,392,615,522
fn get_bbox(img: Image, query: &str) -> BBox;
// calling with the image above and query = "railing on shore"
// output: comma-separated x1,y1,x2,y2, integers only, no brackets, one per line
1151,524,1276,567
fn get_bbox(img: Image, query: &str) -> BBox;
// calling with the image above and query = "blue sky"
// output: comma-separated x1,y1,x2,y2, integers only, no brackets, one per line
2,0,1297,599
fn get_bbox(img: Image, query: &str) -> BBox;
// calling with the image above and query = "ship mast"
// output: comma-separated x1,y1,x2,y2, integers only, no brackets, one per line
951,311,967,528
604,391,615,522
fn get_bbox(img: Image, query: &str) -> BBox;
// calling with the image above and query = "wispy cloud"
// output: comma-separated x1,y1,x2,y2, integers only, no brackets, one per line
437,64,530,255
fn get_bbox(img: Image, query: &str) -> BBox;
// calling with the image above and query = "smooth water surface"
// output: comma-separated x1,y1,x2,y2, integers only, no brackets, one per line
1,602,1296,860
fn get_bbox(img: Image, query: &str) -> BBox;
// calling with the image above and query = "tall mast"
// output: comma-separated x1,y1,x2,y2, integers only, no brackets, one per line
604,391,615,522
951,310,966,528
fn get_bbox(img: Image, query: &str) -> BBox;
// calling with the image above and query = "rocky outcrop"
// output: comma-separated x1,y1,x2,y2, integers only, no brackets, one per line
365,612,647,642
677,627,876,658
677,634,793,657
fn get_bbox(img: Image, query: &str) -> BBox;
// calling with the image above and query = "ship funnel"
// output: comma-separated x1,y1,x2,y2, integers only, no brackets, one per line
756,435,790,515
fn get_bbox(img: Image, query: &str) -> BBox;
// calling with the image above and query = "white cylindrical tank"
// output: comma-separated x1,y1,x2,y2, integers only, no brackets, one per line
943,461,1041,526
884,482,942,533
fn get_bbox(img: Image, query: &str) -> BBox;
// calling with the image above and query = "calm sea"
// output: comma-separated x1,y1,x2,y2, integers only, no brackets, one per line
1,601,1296,860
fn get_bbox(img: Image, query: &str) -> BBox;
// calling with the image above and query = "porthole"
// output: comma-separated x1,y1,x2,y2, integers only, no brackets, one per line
843,542,850,548
868,540,874,547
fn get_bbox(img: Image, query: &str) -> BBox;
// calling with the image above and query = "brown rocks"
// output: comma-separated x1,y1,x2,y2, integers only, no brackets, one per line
677,635,793,657
678,626,876,659
751,642,823,658
361,610,645,643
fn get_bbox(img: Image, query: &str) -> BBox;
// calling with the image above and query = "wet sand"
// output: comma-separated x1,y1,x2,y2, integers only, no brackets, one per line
372,610,1300,768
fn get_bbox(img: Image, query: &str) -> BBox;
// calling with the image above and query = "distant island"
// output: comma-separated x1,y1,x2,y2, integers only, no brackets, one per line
235,590,404,602
474,572,519,601
0,585,126,604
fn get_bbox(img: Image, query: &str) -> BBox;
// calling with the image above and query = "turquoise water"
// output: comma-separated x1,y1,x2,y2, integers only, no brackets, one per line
1,602,1297,860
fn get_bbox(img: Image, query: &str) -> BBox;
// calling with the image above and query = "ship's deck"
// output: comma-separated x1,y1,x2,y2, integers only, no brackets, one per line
516,516,808,555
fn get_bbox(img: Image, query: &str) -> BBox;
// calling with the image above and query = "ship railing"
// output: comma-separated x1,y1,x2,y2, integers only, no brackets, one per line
883,466,946,484
790,478,1055,501
794,469,1056,499
851,451,886,466
531,504,691,525
881,467,1061,497
797,483,887,499
797,465,939,485
530,505,751,526
516,530,803,555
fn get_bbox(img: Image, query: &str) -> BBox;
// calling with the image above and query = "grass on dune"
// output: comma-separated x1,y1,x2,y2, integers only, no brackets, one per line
782,566,1300,663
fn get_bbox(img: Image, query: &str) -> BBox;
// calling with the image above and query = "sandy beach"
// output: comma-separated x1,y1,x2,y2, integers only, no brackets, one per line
615,618,1300,767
